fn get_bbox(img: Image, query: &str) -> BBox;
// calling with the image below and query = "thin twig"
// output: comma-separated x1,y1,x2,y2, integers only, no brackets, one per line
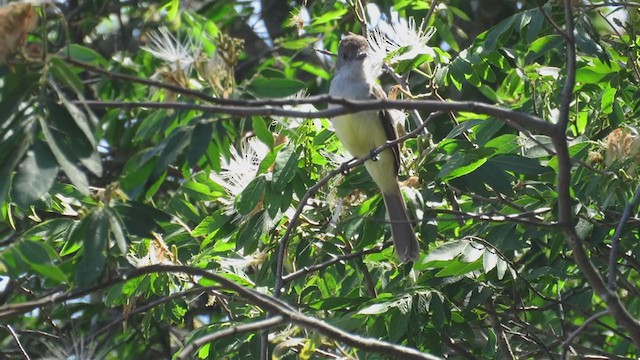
434,208,555,227
607,186,640,290
178,316,286,360
5,325,31,360
89,286,210,340
561,310,609,360
538,5,570,41
282,243,391,283
484,301,515,359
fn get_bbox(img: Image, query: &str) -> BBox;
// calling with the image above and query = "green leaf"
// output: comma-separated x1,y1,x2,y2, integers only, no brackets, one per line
526,35,563,63
488,155,550,175
236,175,266,215
423,240,467,263
469,162,514,195
17,240,68,284
278,37,318,50
272,143,300,191
162,0,180,21
484,16,515,51
600,86,616,115
395,53,433,74
193,210,230,238
38,116,90,195
310,8,348,25
58,45,106,65
526,8,545,42
248,78,305,98
156,126,194,176
484,134,520,154
187,122,213,167
439,153,487,181
0,66,38,124
252,117,274,149
436,260,483,277
11,141,59,208
548,142,590,171
50,81,98,150
76,208,109,286
575,28,606,61
112,202,171,237
235,211,264,253
49,57,84,93
120,150,156,193
106,207,128,254
445,119,484,139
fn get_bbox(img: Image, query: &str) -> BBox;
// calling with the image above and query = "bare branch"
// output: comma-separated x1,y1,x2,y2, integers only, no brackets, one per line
434,208,555,227
4,325,31,360
556,0,577,133
484,301,515,359
537,5,570,41
282,243,391,283
553,136,640,348
177,316,286,360
562,310,609,360
607,187,640,289
548,0,640,348
0,265,442,360
77,97,554,136
89,286,210,340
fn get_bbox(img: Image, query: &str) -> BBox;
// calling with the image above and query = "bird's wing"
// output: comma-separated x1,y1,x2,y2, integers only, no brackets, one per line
371,84,401,174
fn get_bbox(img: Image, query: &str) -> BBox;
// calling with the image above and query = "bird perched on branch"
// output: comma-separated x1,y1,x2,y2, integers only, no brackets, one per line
329,34,420,263
0,2,38,64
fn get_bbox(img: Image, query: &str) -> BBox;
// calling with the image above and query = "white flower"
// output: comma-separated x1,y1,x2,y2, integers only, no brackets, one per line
210,137,269,198
367,16,436,64
141,27,200,74
366,28,389,76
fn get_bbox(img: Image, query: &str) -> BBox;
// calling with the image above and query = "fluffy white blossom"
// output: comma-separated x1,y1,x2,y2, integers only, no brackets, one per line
210,137,269,198
366,16,436,69
141,27,200,75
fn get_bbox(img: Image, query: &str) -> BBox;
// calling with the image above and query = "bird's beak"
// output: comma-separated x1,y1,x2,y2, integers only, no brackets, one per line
356,51,367,60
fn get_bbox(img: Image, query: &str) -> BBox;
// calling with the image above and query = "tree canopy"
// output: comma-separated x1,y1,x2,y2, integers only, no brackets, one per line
1,0,640,359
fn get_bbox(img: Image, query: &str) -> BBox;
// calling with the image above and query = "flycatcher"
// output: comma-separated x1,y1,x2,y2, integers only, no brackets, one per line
329,35,420,262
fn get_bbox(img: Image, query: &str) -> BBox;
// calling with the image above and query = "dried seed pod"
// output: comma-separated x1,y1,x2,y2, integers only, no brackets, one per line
0,2,38,63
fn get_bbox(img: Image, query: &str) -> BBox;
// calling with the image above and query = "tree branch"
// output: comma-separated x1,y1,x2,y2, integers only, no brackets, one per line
556,0,576,133
178,316,286,360
282,243,391,283
562,310,609,360
607,186,640,290
0,265,442,360
79,98,554,136
4,325,31,360
485,301,515,359
549,1,640,348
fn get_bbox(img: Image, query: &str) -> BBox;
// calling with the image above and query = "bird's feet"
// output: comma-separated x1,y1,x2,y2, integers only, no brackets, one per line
369,147,380,161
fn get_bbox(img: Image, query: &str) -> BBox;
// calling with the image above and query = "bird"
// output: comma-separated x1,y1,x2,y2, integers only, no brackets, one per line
328,34,420,263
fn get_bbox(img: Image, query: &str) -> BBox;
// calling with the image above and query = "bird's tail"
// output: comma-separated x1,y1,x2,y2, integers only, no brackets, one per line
382,190,419,262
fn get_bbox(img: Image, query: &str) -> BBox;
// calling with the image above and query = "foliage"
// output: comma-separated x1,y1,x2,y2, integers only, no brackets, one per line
1,0,640,359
